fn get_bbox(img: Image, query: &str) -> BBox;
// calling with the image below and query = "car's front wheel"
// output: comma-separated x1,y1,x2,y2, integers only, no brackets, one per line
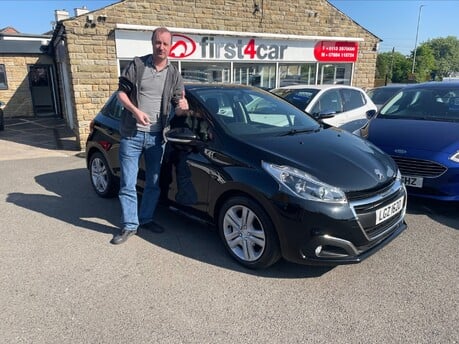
89,151,118,198
218,196,281,269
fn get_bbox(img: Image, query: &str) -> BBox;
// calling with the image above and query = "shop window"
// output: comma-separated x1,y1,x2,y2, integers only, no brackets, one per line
180,62,230,83
279,63,317,87
233,63,276,90
318,63,352,85
119,60,130,74
0,64,8,90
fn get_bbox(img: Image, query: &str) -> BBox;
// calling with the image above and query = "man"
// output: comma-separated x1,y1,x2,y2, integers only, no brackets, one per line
111,27,189,245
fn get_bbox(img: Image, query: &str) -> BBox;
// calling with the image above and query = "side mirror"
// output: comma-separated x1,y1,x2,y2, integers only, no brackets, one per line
312,111,336,121
366,109,377,120
165,127,200,146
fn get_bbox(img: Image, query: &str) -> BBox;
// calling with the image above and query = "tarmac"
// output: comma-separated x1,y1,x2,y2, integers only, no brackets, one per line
0,116,81,161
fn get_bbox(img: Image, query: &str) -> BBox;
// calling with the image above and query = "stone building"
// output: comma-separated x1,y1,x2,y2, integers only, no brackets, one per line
3,0,381,149
0,30,54,118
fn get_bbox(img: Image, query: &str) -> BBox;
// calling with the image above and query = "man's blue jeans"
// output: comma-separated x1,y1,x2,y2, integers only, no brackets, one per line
119,131,163,230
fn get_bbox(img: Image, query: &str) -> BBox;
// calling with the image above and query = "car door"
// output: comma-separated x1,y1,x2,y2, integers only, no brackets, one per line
339,88,369,127
161,102,215,215
309,89,344,126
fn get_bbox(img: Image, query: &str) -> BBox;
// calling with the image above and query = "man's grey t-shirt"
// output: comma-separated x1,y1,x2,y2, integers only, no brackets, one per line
137,56,169,133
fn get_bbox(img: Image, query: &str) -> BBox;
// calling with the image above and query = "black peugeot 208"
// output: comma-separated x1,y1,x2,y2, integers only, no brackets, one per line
86,83,407,269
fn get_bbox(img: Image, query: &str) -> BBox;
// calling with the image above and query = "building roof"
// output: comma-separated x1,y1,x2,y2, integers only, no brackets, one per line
0,26,20,34
0,40,47,54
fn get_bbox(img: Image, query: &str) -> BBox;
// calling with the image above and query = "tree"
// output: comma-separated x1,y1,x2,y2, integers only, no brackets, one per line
412,44,435,82
424,36,459,79
376,51,411,84
377,36,459,84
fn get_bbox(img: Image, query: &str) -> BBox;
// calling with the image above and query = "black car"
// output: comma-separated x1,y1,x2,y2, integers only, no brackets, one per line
367,84,408,111
86,83,407,269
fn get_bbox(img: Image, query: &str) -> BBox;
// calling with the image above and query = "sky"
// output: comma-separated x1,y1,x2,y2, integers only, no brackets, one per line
1,0,458,56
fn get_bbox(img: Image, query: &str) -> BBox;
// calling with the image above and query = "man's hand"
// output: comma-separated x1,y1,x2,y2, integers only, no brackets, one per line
176,90,189,115
118,91,150,126
133,109,151,126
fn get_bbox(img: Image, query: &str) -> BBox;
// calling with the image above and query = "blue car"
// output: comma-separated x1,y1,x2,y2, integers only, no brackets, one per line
364,81,459,201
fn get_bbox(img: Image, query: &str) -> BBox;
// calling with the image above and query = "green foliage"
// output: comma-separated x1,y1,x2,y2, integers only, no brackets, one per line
412,44,435,82
376,51,411,83
424,36,459,79
377,36,459,83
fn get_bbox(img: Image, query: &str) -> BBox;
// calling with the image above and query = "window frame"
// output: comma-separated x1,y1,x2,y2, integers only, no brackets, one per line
0,64,8,90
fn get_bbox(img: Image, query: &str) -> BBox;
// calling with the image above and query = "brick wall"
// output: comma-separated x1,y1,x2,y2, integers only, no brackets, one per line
58,0,379,149
0,55,54,117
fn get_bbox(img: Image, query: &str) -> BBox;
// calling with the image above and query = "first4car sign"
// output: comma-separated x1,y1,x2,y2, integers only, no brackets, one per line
115,29,360,63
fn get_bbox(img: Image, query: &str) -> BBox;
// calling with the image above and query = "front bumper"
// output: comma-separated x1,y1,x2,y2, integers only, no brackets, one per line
270,179,408,265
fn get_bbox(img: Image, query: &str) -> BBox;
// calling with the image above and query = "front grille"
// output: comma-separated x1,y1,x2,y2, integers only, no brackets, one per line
350,181,406,241
346,180,394,201
392,156,446,177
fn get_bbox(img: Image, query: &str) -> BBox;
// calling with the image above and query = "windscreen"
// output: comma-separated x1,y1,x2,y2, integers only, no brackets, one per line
191,86,320,136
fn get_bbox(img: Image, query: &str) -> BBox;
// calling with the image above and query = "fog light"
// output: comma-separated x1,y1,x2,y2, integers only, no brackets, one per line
315,246,322,256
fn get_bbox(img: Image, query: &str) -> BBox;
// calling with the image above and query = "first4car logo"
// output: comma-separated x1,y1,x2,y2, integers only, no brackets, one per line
170,34,197,58
170,34,288,60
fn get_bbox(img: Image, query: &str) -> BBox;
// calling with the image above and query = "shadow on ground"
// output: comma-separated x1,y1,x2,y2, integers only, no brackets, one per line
406,196,459,230
6,167,332,279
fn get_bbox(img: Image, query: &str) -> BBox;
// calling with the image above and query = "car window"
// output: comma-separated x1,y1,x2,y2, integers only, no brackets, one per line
193,87,319,136
368,87,401,104
271,88,318,111
380,87,459,121
310,89,343,115
341,89,365,111
101,94,124,120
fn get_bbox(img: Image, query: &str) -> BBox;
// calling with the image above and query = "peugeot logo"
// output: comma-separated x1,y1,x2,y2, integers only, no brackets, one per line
170,34,196,58
374,169,384,181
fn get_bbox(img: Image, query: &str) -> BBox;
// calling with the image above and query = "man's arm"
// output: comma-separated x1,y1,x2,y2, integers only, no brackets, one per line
117,90,150,126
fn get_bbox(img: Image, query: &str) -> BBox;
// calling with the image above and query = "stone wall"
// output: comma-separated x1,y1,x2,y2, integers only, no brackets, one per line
59,0,380,149
0,55,54,117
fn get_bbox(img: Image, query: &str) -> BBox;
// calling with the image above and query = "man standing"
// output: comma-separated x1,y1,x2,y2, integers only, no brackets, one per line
112,27,188,245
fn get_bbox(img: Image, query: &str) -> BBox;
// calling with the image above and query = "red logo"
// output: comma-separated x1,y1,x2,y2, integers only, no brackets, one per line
314,41,358,62
170,34,196,58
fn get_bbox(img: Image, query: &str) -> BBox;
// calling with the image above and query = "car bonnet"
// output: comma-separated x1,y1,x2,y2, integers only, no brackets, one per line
368,118,459,153
245,127,397,192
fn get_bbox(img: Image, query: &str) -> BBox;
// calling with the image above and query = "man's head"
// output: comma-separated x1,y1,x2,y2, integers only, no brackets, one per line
151,27,172,62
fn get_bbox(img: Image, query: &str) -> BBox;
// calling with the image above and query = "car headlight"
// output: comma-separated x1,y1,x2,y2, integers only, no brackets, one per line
396,168,402,181
262,161,347,203
450,151,459,163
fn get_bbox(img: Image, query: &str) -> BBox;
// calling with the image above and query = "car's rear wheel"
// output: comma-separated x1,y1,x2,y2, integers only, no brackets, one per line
89,151,118,198
218,196,281,269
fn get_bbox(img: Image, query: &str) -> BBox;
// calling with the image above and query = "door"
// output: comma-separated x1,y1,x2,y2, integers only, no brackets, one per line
28,65,57,116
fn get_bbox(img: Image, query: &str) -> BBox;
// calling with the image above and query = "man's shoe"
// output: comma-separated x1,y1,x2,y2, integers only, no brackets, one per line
141,221,165,233
111,229,137,245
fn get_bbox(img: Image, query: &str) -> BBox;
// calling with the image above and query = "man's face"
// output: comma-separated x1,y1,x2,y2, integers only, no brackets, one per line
152,31,172,61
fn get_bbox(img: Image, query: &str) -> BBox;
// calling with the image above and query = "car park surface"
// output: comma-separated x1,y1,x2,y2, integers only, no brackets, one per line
0,145,457,344
86,83,406,269
270,84,377,134
363,81,459,201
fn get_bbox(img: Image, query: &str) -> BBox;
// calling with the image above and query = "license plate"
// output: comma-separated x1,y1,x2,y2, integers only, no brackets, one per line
401,175,423,188
375,196,404,225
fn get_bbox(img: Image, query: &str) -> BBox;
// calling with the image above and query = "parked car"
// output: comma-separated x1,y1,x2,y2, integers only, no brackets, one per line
362,81,459,201
0,101,4,131
270,84,377,134
86,83,407,269
367,84,408,110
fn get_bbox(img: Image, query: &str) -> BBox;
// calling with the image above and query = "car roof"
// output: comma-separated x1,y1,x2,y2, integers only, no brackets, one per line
400,81,459,90
274,84,364,91
370,84,410,90
184,82,259,91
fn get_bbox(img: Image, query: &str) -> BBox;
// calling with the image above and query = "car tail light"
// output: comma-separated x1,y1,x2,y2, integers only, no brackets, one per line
99,141,112,151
